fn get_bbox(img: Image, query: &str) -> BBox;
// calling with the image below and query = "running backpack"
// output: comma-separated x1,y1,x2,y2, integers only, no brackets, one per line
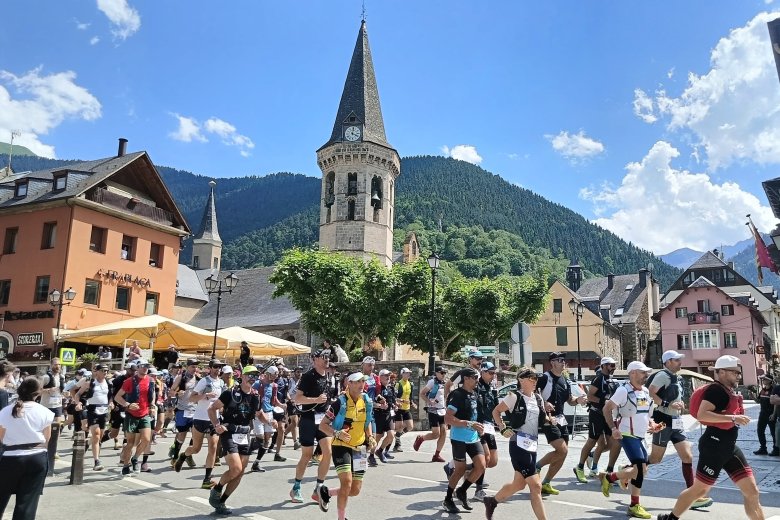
689,382,743,430
126,375,155,405
506,391,545,430
330,393,373,431
84,378,112,401
646,369,679,403
427,378,442,400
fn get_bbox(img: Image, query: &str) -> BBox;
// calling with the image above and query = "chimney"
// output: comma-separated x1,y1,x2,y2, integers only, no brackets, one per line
639,268,648,289
117,138,128,157
728,261,734,269
607,273,614,290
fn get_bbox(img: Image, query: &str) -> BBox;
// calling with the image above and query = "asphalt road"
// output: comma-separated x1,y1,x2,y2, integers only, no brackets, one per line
5,403,780,520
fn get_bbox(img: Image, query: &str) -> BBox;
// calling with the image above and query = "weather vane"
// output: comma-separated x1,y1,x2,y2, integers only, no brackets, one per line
361,0,366,22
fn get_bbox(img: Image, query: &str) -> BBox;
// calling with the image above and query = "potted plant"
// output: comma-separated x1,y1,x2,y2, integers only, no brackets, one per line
78,352,99,370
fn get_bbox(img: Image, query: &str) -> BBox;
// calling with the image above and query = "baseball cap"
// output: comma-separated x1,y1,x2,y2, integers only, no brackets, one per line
467,350,484,359
435,366,447,374
186,359,199,366
400,367,411,374
347,372,369,382
94,364,108,371
266,365,279,376
208,359,225,368
460,367,480,379
517,367,538,379
378,369,391,376
125,361,136,369
312,348,331,358
148,367,159,376
662,351,685,363
600,357,617,366
221,365,234,375
161,369,169,375
548,352,566,361
242,365,259,375
77,368,87,375
481,362,496,372
626,361,652,372
711,355,740,371
760,374,774,381
294,366,304,371
361,356,376,365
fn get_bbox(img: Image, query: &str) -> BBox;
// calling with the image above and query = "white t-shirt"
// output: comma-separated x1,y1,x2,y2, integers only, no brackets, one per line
501,392,540,437
193,376,226,421
609,384,653,438
0,401,55,456
86,379,110,408
40,373,64,408
423,378,445,410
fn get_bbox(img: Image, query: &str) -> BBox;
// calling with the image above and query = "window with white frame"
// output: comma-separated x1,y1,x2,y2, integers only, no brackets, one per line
724,332,737,349
675,307,687,318
691,329,719,349
677,334,690,350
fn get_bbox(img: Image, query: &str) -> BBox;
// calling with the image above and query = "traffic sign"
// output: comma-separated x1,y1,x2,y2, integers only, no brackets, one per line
60,347,77,366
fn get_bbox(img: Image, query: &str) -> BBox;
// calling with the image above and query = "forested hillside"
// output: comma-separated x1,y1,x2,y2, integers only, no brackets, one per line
0,153,680,288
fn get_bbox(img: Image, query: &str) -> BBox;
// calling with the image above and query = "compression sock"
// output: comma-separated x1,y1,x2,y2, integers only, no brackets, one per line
630,495,640,506
205,468,213,479
458,479,473,492
220,493,230,503
446,486,455,499
142,455,149,464
475,474,485,490
606,472,618,483
255,446,266,462
214,483,224,493
577,462,585,470
682,462,693,488
293,479,302,489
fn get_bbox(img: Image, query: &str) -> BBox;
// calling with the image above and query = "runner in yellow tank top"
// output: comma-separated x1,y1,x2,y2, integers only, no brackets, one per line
393,368,417,452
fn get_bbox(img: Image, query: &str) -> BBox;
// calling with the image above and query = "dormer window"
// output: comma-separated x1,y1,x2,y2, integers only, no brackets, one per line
53,175,66,191
14,181,27,198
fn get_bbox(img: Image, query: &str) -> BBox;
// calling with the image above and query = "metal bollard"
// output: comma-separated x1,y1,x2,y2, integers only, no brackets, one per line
47,422,61,477
69,431,85,485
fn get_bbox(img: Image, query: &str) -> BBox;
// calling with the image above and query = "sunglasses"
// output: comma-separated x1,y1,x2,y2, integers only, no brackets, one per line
551,358,566,363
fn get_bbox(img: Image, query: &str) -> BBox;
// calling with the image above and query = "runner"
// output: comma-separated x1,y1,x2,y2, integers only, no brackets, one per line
657,355,764,520
441,352,485,475
64,368,89,434
251,365,283,472
285,366,302,450
114,360,156,476
372,369,396,464
289,348,333,503
535,352,587,495
484,366,550,520
207,365,263,516
574,357,620,483
473,361,499,501
169,359,200,467
40,358,65,428
175,359,227,489
108,362,134,451
414,366,448,463
442,367,485,514
600,361,662,519
73,363,112,471
272,365,290,457
317,371,376,520
648,351,712,510
392,367,416,454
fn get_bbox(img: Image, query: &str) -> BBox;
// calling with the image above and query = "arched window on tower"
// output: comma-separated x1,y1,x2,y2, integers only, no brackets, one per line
325,172,335,207
348,172,358,196
371,176,383,222
347,199,356,221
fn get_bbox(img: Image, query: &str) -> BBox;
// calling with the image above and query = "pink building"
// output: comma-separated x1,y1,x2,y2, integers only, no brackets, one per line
656,276,767,386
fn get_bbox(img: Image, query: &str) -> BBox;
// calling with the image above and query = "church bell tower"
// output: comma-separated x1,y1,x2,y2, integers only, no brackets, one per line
317,21,400,267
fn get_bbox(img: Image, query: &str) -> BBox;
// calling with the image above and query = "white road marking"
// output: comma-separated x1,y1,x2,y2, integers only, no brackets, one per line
187,496,277,519
393,474,442,484
550,499,609,511
123,476,159,489
187,496,211,506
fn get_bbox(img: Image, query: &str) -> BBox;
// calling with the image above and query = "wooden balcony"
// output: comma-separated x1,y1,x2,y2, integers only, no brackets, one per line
687,311,720,325
86,187,174,227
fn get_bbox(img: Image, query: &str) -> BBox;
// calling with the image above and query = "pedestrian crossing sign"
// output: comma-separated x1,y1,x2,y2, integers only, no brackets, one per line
60,347,77,366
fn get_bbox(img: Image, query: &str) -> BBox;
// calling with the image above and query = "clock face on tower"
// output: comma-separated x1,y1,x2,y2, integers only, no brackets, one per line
344,126,361,141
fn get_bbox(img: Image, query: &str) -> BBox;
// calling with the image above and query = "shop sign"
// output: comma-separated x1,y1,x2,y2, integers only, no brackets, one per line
17,332,44,346
698,360,715,367
96,269,151,288
4,310,55,321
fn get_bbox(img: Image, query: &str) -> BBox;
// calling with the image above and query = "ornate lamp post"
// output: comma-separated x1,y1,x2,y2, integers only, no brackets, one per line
568,298,584,380
49,287,76,358
427,253,440,376
204,272,239,359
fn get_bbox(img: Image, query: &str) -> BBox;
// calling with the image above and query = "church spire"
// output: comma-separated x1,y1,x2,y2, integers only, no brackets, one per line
194,180,221,242
321,21,390,150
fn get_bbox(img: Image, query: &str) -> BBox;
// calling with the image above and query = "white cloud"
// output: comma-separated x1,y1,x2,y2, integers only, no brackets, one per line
638,12,780,170
96,0,140,40
546,130,605,162
667,67,675,80
580,141,775,253
0,67,102,158
168,114,254,156
632,89,657,123
441,144,482,164
75,20,90,30
168,114,206,143
90,36,100,45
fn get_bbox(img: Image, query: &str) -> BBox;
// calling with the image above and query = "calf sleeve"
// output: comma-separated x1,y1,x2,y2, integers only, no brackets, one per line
630,464,644,490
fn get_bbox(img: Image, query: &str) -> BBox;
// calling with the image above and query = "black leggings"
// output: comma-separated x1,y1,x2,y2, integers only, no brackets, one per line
0,451,48,520
757,412,776,449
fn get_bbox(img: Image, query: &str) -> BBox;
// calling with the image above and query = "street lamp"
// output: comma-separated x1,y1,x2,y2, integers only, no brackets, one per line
205,272,239,359
568,297,584,380
49,287,76,357
427,253,440,376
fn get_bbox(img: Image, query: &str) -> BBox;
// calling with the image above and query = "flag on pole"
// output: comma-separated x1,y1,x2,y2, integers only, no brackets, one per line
747,216,778,285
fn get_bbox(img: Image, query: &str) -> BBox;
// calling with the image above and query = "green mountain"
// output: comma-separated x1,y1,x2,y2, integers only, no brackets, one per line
0,153,681,288
0,141,38,159
727,234,780,290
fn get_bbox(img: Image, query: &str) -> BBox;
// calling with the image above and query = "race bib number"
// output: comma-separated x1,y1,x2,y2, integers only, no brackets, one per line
516,432,538,452
95,406,108,415
49,397,63,407
672,417,684,430
353,448,368,472
555,414,568,427
120,412,126,419
232,433,249,445
184,409,195,419
482,423,495,436
436,408,446,416
390,410,395,418
315,413,325,425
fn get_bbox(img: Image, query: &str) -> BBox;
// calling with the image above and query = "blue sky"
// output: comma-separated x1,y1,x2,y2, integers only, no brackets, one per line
3,1,780,255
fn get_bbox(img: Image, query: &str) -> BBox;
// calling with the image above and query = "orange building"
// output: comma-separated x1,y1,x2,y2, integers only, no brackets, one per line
0,140,189,371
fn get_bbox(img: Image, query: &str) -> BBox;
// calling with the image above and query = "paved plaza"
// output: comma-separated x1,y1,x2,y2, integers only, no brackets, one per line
5,402,780,520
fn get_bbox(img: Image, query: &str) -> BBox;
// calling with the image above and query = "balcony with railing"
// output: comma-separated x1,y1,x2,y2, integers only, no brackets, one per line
687,311,720,325
85,187,174,227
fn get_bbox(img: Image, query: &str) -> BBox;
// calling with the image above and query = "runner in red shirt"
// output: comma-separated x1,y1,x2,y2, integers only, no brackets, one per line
114,360,156,475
